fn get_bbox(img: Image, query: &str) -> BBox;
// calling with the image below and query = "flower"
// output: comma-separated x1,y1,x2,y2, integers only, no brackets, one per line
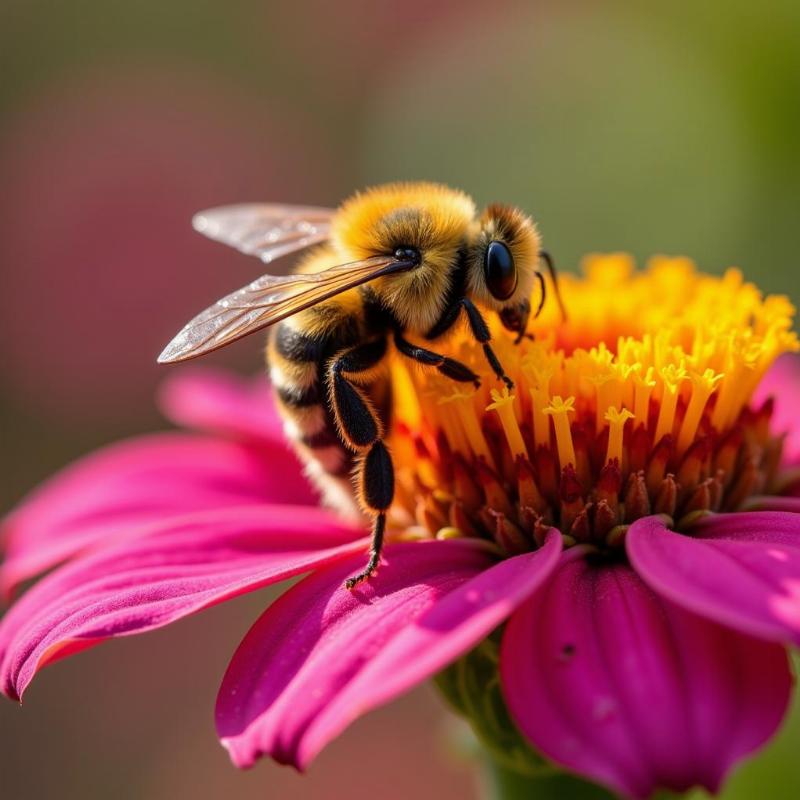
2,255,800,799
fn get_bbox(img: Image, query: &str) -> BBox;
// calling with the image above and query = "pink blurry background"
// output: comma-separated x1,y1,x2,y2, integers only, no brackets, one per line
2,2,799,798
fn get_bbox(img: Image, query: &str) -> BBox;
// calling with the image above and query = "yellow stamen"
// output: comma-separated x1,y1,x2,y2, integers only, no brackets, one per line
487,387,528,460
654,364,686,444
544,395,577,468
633,365,656,428
382,254,798,547
605,407,635,464
677,369,723,454
448,388,496,469
522,356,554,450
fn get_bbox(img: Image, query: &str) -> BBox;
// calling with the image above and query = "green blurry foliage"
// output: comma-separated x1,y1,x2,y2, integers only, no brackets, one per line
358,1,800,296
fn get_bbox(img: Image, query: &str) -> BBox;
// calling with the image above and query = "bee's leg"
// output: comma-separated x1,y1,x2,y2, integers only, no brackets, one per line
533,271,547,320
327,339,394,590
460,298,514,390
540,250,568,321
393,332,481,387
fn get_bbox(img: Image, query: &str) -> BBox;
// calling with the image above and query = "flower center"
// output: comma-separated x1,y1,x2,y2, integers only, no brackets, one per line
385,255,798,554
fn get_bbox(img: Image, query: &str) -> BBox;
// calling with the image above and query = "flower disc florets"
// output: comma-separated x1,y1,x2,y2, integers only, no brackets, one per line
386,255,798,554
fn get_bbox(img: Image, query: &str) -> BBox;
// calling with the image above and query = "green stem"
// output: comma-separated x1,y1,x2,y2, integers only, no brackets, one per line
483,758,617,800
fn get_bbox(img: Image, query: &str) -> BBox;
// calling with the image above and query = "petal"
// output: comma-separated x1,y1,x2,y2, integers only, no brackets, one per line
1,432,314,595
216,538,506,769
501,557,791,800
291,529,563,767
0,505,364,700
627,513,800,645
158,367,285,445
754,352,800,466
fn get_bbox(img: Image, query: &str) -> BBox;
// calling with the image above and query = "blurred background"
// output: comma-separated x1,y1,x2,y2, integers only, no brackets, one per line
1,1,799,797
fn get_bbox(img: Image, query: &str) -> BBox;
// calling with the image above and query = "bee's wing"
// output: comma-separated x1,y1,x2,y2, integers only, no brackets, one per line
192,203,335,263
158,254,411,363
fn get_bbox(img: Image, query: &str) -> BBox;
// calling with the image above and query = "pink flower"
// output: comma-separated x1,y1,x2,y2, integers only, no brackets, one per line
2,259,800,799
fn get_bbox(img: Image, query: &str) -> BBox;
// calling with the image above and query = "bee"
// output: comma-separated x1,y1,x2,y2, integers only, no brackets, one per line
158,182,564,588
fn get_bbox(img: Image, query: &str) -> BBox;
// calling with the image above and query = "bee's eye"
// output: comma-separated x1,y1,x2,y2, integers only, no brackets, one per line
394,246,421,265
484,241,517,300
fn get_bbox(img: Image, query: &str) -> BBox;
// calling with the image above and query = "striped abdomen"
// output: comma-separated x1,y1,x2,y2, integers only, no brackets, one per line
267,301,387,515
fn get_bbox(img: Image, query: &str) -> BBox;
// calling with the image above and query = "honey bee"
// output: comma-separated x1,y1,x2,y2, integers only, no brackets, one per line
158,182,564,588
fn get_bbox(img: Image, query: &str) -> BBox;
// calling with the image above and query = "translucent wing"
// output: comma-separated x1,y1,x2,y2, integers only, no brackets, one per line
158,255,412,363
192,203,335,263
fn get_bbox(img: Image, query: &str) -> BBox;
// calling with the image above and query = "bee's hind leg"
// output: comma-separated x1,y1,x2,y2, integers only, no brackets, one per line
327,339,394,590
345,448,391,590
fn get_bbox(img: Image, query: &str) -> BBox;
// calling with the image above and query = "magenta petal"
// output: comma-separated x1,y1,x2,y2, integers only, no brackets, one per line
627,513,800,645
754,352,800,466
501,557,791,800
1,432,314,594
292,529,563,767
158,367,285,445
216,538,502,769
0,505,365,700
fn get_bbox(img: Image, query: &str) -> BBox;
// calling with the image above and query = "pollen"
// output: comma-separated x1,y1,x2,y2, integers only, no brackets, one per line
386,255,798,553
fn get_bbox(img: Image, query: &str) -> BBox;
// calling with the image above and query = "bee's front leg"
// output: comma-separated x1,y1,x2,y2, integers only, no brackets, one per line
459,298,514,390
393,332,481,388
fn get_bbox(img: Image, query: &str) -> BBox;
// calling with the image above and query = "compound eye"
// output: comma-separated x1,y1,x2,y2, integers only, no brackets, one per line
484,241,517,300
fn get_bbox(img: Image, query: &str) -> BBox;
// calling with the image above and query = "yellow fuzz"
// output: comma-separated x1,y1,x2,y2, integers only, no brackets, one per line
386,255,798,549
330,182,477,333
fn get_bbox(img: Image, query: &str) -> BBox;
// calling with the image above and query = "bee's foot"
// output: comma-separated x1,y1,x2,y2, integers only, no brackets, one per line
344,562,379,590
473,379,482,389
501,375,515,390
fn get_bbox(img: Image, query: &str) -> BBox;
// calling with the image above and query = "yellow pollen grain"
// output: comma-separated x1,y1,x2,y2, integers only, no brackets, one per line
543,395,577,469
605,407,635,464
677,369,723,454
487,387,529,460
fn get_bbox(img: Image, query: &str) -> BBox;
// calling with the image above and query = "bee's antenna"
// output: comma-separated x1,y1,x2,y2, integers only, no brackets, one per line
533,271,547,319
539,250,568,322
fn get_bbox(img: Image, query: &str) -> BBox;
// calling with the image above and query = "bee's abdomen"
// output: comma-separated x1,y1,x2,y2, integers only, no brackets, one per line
268,316,357,482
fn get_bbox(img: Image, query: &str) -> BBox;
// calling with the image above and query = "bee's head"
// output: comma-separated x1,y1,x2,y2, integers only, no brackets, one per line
466,204,542,340
331,182,475,332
